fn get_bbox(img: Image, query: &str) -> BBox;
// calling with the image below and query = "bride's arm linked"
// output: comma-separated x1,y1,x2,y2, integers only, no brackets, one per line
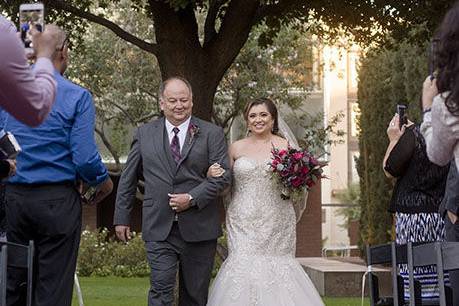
206,144,235,196
187,127,232,210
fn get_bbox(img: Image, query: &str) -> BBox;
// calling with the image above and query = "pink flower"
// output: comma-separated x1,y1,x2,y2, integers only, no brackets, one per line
279,150,287,157
293,152,304,160
188,124,200,144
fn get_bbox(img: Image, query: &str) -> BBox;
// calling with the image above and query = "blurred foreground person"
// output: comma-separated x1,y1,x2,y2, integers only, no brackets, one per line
3,25,113,306
0,15,60,126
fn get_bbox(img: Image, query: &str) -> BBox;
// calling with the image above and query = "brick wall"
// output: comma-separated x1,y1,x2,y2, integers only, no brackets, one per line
82,202,97,231
296,182,322,257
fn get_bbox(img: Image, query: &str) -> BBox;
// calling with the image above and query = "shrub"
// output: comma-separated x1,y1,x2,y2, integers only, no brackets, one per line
77,227,226,278
77,228,150,277
357,25,429,246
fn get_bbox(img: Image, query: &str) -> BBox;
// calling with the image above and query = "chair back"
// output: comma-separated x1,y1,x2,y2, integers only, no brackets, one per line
440,241,459,271
366,243,393,306
391,242,409,306
0,241,34,306
0,245,7,306
408,241,442,306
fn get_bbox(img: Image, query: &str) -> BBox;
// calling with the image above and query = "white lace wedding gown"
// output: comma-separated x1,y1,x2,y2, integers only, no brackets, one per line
207,157,324,306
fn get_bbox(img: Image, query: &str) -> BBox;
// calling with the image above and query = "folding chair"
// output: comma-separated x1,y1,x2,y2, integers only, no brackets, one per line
0,244,7,306
0,240,34,306
407,241,453,306
391,242,409,306
366,242,408,306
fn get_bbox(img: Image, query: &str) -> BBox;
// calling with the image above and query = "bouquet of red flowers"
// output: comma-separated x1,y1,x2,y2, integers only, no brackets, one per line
269,146,324,201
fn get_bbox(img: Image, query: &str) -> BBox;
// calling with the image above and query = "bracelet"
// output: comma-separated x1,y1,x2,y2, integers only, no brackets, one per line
422,108,431,114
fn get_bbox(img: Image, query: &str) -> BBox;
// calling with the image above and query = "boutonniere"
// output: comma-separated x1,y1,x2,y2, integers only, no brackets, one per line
188,123,199,144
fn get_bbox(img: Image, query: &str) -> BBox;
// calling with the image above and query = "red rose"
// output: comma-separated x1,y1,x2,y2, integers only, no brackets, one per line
293,152,304,160
292,177,303,188
301,167,310,175
279,150,287,157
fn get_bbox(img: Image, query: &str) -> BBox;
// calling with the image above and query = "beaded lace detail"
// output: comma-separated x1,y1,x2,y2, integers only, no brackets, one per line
207,157,324,306
227,156,296,258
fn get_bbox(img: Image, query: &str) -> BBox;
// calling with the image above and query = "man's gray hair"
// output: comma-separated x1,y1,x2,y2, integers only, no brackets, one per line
158,77,193,100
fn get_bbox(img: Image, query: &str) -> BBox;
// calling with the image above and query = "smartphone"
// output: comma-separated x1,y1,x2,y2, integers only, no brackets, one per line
82,185,97,203
397,104,407,130
429,39,439,80
19,3,45,50
0,132,21,159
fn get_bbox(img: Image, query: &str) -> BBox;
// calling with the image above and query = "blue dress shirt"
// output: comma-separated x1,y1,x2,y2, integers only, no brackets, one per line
1,71,108,186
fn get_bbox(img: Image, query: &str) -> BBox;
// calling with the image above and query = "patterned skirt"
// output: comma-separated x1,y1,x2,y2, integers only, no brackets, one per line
395,212,447,302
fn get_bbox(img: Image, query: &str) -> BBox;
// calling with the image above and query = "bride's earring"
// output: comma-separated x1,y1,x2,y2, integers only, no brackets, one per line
246,129,251,137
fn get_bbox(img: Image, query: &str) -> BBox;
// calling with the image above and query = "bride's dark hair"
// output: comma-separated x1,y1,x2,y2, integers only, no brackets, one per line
435,1,459,116
243,97,279,134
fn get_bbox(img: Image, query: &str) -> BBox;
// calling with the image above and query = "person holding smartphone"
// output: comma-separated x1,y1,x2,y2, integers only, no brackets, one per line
383,110,450,303
0,14,59,127
4,25,113,306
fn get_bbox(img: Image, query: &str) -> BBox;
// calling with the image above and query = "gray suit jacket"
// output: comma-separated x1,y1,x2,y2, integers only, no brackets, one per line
440,161,459,217
114,116,231,242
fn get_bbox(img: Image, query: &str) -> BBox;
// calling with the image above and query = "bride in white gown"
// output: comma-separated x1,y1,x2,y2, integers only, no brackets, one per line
207,98,324,306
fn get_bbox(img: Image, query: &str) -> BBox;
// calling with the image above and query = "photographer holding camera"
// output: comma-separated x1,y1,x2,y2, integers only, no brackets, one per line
0,15,59,127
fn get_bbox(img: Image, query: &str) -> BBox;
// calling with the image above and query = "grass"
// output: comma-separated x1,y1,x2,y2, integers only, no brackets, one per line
72,277,370,306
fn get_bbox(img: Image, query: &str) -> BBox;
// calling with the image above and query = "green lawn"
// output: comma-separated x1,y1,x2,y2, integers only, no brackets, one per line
72,277,369,306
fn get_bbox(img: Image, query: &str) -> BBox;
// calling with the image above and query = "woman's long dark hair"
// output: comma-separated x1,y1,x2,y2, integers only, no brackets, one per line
435,1,459,116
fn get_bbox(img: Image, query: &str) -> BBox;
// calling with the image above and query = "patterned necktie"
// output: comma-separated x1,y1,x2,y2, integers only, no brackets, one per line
170,127,181,163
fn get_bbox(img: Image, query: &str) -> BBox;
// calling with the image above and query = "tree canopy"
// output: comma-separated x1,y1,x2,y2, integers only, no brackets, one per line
2,0,455,119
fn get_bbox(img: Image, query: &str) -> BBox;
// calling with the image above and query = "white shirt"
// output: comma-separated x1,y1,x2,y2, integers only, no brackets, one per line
165,117,191,153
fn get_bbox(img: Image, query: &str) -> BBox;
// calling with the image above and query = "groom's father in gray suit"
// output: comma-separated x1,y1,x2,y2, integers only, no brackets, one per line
114,77,231,306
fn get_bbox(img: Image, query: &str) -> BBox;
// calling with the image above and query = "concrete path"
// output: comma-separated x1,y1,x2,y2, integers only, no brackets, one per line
297,257,391,297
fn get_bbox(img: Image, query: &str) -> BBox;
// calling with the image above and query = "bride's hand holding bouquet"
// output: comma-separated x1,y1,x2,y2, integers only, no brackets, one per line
269,146,324,201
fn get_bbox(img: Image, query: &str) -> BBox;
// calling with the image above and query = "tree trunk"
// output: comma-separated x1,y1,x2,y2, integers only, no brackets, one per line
150,0,259,121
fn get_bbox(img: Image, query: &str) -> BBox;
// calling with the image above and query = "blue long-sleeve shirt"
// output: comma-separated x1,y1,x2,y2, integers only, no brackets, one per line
2,71,108,186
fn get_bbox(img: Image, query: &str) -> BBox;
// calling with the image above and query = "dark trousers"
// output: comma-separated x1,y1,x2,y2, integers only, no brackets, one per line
445,215,459,306
145,223,217,306
5,184,81,306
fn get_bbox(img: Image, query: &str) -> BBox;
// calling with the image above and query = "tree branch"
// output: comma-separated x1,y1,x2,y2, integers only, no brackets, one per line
206,0,260,80
111,102,137,126
204,0,224,46
254,0,298,23
94,126,121,169
137,112,161,125
46,0,159,55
